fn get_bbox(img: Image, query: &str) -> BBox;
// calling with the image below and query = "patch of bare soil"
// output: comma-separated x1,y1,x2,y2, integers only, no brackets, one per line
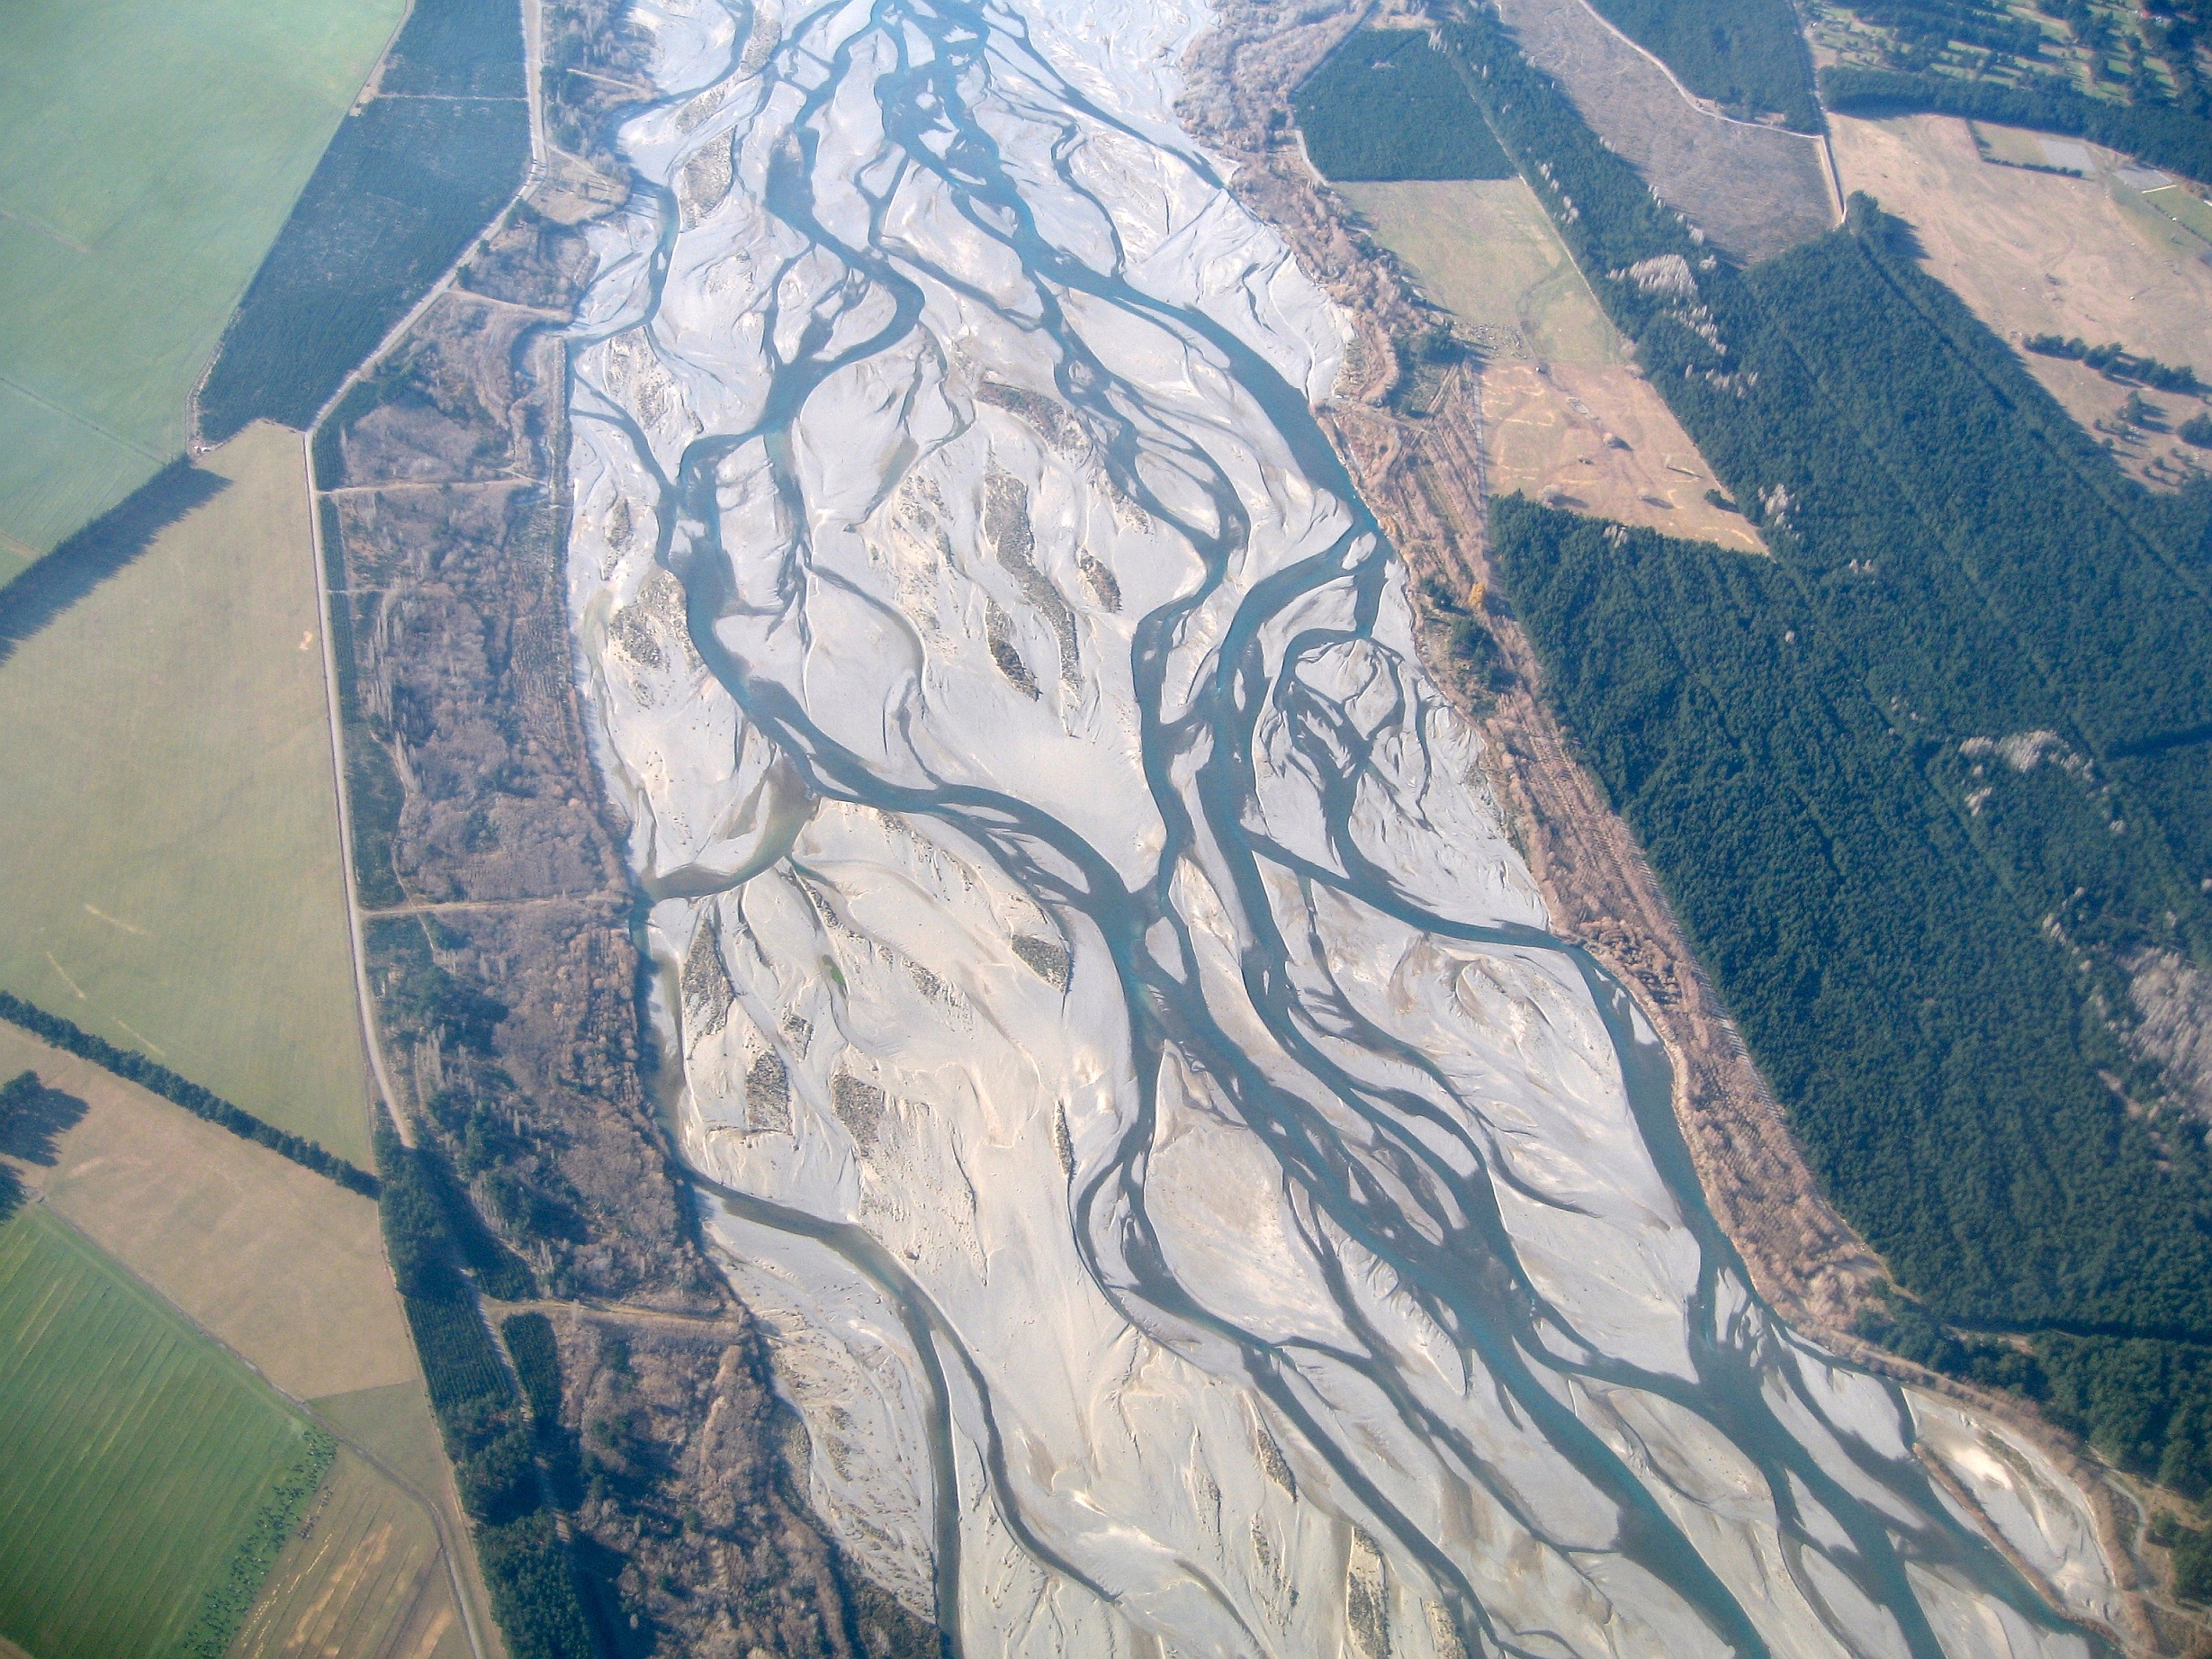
1491,0,1838,263
1830,112,2212,489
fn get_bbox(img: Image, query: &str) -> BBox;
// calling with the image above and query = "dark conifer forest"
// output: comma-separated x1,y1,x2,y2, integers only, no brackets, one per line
1443,6,2212,1509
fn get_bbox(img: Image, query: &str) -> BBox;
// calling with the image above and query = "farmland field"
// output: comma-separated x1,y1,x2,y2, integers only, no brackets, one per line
1830,112,2212,484
0,422,370,1161
0,1023,409,1401
1343,178,1762,550
230,1448,472,1659
0,1206,326,1659
1342,178,1622,365
0,0,406,571
1489,0,1836,263
198,0,533,441
317,1381,507,1655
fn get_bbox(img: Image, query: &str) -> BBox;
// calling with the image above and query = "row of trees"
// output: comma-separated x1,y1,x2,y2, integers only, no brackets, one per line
2024,333,2205,393
175,1432,338,1658
1855,0,2048,56
0,990,378,1195
1820,63,2212,182
374,1109,597,1657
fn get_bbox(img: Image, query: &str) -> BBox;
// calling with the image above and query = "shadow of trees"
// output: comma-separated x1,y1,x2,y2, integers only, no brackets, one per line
0,1070,88,1222
0,460,229,671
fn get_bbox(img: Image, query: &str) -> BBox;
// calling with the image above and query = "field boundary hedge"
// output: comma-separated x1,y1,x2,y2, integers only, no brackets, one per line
0,990,378,1196
1820,65,2212,185
174,1429,338,1659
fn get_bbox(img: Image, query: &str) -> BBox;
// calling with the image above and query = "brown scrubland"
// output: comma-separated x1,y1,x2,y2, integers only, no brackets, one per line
310,11,939,1649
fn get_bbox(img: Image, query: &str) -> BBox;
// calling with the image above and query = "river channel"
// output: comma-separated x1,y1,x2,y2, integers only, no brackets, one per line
557,0,2122,1652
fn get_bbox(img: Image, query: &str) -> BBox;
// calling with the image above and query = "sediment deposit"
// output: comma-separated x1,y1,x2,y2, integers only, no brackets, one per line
563,0,2127,1652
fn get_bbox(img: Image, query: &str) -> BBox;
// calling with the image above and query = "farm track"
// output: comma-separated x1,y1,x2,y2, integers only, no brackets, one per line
361,895,620,920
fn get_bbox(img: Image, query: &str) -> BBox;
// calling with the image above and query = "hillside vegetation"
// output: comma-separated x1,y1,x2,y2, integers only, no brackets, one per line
1294,27,1514,181
1446,8,2212,1504
1582,0,1822,130
1813,0,2212,183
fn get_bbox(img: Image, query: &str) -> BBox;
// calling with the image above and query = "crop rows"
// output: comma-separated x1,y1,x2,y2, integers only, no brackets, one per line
0,1211,314,1659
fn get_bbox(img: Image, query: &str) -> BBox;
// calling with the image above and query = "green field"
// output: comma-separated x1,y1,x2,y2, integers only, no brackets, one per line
1338,178,1624,365
0,1206,326,1659
0,422,371,1162
0,0,406,569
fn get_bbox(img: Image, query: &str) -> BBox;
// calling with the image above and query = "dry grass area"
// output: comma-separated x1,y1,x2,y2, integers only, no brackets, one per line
0,1024,409,1401
1344,178,1764,550
315,1381,506,1659
231,1448,471,1659
0,420,370,1161
1491,0,1836,263
1830,113,2212,486
1342,179,1623,365
1482,363,1767,550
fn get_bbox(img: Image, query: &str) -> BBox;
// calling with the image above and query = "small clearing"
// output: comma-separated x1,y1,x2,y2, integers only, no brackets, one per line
1344,178,1764,550
1830,112,2212,486
1491,0,1838,263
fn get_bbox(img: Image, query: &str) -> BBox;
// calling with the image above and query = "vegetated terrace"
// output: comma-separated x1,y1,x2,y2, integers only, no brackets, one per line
1451,4,2212,1516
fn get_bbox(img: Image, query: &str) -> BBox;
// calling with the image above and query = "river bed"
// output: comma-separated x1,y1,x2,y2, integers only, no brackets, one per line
558,0,2127,1652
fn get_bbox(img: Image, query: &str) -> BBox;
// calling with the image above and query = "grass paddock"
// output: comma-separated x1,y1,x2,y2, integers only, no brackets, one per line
0,423,370,1160
0,1207,322,1659
0,0,405,564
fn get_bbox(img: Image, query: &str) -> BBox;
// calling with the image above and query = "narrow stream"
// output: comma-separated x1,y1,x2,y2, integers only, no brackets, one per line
558,0,2118,1653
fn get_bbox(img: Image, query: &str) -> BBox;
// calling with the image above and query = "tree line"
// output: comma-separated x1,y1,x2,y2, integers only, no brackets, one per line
0,990,378,1195
2023,333,2205,394
1820,64,2212,184
374,1108,599,1656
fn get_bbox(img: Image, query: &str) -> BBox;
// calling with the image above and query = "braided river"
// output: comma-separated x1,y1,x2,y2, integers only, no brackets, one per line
560,0,2131,1651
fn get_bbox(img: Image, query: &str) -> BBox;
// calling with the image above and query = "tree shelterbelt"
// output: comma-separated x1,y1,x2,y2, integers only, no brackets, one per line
1444,4,2212,1508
